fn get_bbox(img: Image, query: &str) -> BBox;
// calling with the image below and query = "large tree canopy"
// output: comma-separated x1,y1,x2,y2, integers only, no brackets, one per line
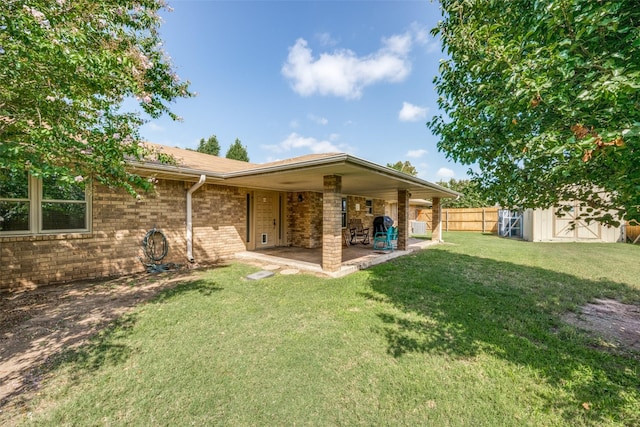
437,178,493,208
429,0,639,225
0,0,192,195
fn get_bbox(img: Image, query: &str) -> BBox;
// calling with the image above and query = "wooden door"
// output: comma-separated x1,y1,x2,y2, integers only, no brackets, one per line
553,202,600,239
254,191,280,248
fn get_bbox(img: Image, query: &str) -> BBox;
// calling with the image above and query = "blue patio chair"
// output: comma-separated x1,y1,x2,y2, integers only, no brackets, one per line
373,226,397,251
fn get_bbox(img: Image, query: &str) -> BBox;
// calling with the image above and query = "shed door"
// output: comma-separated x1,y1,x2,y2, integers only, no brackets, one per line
553,202,600,239
254,191,280,248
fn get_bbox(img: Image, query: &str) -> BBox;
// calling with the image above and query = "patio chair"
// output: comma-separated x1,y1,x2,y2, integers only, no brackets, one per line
343,228,351,247
373,226,397,251
348,218,370,245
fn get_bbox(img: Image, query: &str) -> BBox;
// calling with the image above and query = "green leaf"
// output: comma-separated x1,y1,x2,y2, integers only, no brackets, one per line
430,0,640,225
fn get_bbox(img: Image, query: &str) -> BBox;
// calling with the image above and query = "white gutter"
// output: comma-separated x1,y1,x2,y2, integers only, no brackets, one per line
186,175,206,262
128,163,225,181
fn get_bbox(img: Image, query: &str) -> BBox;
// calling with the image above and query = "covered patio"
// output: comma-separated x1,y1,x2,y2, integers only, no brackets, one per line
134,147,460,275
223,153,459,273
236,237,439,278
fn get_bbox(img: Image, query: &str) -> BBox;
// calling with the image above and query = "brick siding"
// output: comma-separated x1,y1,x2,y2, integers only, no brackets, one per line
0,179,249,290
1,178,391,290
347,196,386,230
287,191,323,249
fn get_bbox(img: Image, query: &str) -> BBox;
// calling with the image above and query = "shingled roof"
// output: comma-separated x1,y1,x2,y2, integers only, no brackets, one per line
132,143,461,200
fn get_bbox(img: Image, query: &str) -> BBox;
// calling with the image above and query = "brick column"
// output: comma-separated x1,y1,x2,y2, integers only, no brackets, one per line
432,197,442,242
322,175,342,272
397,189,410,250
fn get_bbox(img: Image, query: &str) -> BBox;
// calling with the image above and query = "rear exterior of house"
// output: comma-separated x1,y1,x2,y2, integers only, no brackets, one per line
0,180,386,289
1,145,459,290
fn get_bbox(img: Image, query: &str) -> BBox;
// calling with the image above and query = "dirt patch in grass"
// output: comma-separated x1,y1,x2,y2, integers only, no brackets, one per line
564,299,640,352
0,269,200,411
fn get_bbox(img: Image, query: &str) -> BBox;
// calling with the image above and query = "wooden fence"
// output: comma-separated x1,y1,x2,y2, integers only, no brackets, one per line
414,209,640,243
415,207,499,233
626,221,640,243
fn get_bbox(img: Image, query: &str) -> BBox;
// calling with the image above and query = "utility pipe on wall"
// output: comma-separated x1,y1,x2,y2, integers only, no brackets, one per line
186,175,206,262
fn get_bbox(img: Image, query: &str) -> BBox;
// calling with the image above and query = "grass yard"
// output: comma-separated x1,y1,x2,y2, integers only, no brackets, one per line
3,233,639,426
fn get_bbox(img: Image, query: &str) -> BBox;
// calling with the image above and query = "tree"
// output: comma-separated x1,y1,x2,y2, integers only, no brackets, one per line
386,160,418,176
429,0,639,225
0,0,192,195
436,179,493,208
226,138,249,162
197,135,221,156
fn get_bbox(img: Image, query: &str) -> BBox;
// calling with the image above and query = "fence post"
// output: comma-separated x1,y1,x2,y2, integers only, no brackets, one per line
446,209,449,231
482,208,485,233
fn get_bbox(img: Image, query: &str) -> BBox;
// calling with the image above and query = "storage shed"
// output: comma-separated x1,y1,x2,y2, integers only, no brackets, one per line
521,202,623,243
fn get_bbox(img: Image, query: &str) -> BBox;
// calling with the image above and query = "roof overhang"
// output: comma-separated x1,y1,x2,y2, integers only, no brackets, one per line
223,154,460,200
128,162,226,183
129,151,461,201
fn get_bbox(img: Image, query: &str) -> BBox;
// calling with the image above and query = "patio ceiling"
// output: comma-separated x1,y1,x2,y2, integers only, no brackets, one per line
130,146,460,201
223,155,459,201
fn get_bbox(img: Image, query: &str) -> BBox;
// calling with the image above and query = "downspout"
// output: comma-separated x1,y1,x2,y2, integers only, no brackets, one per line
186,175,206,262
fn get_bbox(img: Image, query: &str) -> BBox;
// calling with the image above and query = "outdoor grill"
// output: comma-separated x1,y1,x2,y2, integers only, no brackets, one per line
373,216,394,234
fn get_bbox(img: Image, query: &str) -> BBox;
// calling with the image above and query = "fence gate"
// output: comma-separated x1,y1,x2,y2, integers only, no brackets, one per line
498,210,523,238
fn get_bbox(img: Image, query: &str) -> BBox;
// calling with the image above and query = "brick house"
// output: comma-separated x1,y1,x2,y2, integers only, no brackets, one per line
0,144,459,290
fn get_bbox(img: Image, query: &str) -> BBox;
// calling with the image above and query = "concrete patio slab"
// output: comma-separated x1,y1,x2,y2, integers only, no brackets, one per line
235,238,439,278
246,271,275,281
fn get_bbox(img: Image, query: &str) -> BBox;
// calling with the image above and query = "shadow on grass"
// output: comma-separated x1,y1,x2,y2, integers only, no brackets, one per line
410,234,432,241
150,276,224,303
41,278,223,377
365,248,640,425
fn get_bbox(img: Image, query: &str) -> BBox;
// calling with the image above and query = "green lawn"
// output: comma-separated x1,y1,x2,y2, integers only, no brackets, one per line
5,233,640,426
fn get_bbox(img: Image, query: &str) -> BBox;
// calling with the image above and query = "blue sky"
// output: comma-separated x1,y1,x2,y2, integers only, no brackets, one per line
140,0,468,183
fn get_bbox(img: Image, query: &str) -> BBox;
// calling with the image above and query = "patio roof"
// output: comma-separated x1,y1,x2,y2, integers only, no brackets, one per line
130,143,461,201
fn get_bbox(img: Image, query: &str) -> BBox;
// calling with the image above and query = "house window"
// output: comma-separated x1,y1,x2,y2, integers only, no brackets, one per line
365,199,373,215
0,169,89,235
341,197,347,228
0,170,30,232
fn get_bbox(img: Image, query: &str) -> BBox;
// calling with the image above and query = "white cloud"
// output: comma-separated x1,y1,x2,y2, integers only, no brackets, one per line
289,119,300,129
282,29,421,99
409,22,429,44
424,39,440,54
262,132,343,154
382,33,413,56
146,122,164,132
414,162,431,181
307,113,328,125
398,102,428,122
409,22,440,53
436,167,455,179
406,149,428,158
316,32,339,47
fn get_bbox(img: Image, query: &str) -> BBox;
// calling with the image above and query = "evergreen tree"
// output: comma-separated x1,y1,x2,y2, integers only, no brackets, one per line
225,138,249,162
386,160,418,176
197,135,221,156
